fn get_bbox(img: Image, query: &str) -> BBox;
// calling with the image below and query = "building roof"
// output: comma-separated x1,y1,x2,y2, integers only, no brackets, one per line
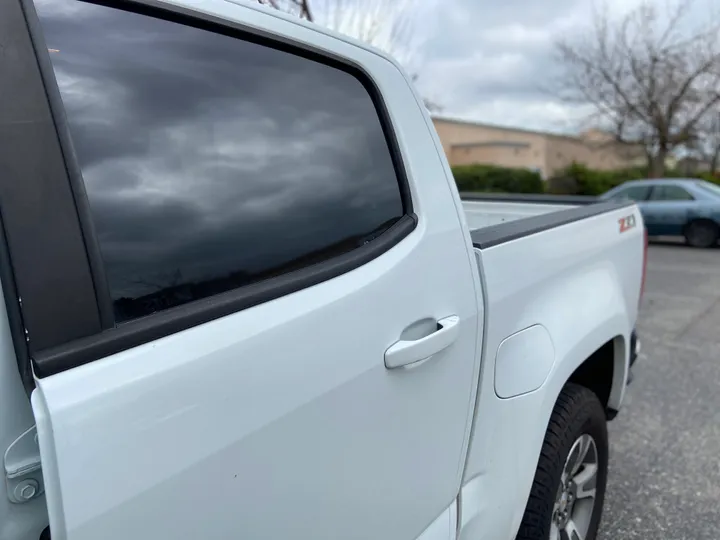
451,141,531,149
432,115,581,142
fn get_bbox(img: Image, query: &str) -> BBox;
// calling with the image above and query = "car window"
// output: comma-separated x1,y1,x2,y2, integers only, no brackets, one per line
34,0,407,323
649,185,695,201
608,185,651,202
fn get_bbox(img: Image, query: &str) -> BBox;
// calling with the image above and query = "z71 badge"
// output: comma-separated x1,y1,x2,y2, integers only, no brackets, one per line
619,214,637,233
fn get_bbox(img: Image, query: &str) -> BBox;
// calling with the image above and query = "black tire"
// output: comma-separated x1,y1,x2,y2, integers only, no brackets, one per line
515,383,608,540
684,220,719,248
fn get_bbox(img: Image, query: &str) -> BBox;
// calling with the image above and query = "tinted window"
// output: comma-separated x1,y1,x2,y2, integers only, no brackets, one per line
35,0,405,323
609,185,650,202
649,185,695,201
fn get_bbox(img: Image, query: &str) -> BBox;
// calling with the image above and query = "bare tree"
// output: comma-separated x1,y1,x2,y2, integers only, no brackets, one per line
554,0,720,177
256,0,442,111
690,109,720,174
709,119,720,175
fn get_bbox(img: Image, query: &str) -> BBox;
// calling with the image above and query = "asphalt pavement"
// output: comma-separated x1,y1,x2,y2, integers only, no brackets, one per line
599,241,720,540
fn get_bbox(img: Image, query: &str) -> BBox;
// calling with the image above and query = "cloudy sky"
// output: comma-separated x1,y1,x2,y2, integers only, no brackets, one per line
389,0,715,134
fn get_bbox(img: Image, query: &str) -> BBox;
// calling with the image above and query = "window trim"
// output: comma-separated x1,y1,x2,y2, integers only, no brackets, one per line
1,0,106,394
23,0,115,331
14,0,417,378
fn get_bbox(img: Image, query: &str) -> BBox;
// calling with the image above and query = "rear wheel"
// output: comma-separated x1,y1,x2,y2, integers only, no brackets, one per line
515,383,608,540
684,220,719,248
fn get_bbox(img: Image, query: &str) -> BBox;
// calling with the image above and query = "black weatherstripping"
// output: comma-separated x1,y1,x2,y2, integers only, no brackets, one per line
0,211,32,394
0,0,102,371
22,0,115,330
461,192,599,206
469,199,635,249
33,215,417,377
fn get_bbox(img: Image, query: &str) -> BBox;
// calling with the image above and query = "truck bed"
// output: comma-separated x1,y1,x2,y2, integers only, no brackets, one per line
462,192,597,229
460,192,627,248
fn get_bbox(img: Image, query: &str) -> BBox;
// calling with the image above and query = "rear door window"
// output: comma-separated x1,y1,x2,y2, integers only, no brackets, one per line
33,0,407,323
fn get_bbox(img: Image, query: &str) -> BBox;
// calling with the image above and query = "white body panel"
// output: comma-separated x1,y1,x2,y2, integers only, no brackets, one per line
458,204,644,540
0,1,644,539
0,281,48,540
29,2,484,539
416,503,457,540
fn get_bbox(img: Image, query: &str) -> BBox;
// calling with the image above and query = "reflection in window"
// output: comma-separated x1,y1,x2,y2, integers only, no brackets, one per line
35,0,405,322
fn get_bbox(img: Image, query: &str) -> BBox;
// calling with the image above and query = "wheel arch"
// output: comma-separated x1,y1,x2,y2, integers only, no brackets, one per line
457,328,630,540
683,216,720,233
567,334,627,418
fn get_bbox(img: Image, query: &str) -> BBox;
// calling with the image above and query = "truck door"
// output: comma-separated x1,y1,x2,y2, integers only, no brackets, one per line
5,1,482,539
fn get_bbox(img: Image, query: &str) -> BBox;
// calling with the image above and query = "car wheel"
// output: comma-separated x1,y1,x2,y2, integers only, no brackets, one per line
515,383,608,540
684,220,719,248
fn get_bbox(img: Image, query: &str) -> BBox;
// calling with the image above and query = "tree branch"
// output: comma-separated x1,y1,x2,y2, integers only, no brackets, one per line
552,0,720,176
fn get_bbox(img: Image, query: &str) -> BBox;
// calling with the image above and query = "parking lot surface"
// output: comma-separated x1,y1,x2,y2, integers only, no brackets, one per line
599,242,720,539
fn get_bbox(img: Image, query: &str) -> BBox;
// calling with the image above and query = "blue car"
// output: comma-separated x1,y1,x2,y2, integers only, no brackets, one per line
601,178,720,248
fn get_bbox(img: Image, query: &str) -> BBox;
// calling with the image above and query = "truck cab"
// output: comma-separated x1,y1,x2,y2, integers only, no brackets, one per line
1,1,645,539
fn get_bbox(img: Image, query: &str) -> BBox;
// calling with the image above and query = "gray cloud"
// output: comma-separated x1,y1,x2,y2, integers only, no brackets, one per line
415,0,590,131
414,0,715,132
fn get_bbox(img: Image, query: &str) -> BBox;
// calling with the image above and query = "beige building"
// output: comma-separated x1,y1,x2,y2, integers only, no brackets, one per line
433,116,644,179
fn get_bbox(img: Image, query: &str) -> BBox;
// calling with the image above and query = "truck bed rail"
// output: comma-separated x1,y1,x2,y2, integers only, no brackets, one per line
468,199,634,249
460,192,599,206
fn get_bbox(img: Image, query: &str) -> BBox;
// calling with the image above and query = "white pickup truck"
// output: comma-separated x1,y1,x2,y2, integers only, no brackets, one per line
1,1,645,540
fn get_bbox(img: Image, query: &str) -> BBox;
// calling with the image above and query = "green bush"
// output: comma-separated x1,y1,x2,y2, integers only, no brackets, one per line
451,164,544,194
699,172,720,186
453,162,720,196
546,175,578,195
548,163,647,195
551,165,720,195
